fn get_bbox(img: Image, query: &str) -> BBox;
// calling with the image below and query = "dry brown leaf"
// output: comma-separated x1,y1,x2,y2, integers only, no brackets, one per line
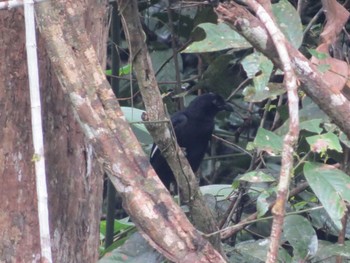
311,44,348,93
321,0,349,44
310,1,350,94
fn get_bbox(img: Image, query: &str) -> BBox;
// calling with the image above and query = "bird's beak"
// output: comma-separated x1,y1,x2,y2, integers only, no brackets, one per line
223,102,234,112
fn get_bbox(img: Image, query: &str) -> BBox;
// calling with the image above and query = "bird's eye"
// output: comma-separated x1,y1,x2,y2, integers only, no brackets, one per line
212,98,223,107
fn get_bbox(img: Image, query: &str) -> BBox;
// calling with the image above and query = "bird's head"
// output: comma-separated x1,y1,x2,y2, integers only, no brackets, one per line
186,93,233,119
211,94,233,112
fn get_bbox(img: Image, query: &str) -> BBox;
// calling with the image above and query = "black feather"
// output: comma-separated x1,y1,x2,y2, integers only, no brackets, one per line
150,93,232,189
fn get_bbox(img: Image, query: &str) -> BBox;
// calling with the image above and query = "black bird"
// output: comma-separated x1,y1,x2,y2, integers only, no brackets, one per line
150,93,232,189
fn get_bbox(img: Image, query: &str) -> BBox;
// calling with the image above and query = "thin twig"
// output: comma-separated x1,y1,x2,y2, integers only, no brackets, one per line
260,99,271,128
206,204,322,238
167,2,183,107
240,1,299,262
24,0,52,261
212,134,253,157
227,77,251,100
302,8,323,40
271,95,283,130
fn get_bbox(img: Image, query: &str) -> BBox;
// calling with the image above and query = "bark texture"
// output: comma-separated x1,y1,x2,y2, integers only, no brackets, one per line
215,2,350,139
117,0,222,252
35,1,226,262
0,3,108,262
0,10,39,262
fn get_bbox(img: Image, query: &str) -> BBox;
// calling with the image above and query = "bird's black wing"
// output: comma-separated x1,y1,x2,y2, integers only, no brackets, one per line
150,111,188,159
169,111,189,145
150,93,232,190
150,111,188,189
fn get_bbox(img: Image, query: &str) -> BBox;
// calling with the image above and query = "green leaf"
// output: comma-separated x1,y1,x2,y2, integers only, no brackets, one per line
308,48,328,59
306,132,342,153
119,64,132,76
241,52,267,79
272,0,303,48
274,98,328,136
299,119,323,134
234,240,291,263
121,107,153,145
292,201,309,211
308,206,340,237
183,23,251,53
239,170,276,183
242,52,280,102
249,128,283,154
314,240,350,261
339,131,350,148
300,97,330,122
151,49,183,91
256,190,275,217
232,180,241,190
100,218,135,237
243,83,286,102
99,232,163,263
304,162,350,229
283,215,318,260
99,218,136,257
105,64,132,77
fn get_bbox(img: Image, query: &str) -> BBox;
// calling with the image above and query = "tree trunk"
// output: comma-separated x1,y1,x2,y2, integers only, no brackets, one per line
0,3,108,262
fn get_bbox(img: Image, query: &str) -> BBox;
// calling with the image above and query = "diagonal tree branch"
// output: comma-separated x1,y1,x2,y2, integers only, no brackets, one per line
215,2,350,138
35,1,225,262
116,0,223,252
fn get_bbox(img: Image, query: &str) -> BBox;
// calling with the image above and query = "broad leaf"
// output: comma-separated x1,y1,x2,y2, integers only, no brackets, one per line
283,215,318,260
339,131,350,148
313,240,350,261
242,52,279,102
105,64,132,77
272,0,303,48
248,128,283,154
308,204,342,237
275,97,327,136
256,189,275,217
299,119,323,134
183,22,251,53
99,232,164,263
234,240,291,263
121,107,153,145
275,118,323,137
304,162,350,229
100,218,136,257
151,49,183,91
306,132,342,153
308,48,328,60
239,170,276,183
100,217,134,236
